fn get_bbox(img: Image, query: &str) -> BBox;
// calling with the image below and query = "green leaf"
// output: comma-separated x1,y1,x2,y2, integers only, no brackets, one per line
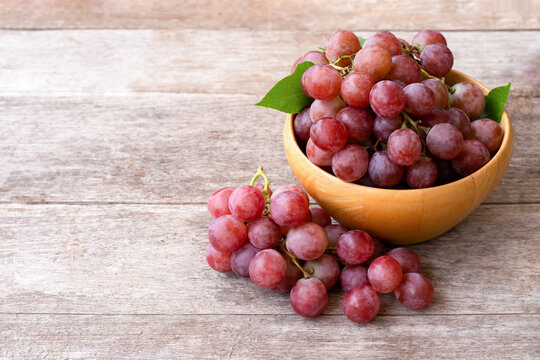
358,36,367,47
477,83,511,123
255,61,315,114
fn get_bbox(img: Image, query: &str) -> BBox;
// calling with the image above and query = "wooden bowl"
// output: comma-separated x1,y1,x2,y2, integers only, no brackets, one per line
283,70,513,245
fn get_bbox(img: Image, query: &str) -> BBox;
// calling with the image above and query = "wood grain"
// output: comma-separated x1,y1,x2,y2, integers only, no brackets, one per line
0,30,537,97
0,0,538,31
0,203,538,315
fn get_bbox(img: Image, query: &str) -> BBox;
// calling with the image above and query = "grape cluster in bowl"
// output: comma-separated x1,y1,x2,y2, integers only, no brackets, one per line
206,169,434,322
293,29,504,188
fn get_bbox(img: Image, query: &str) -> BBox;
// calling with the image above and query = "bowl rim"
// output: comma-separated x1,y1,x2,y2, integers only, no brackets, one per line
285,69,513,194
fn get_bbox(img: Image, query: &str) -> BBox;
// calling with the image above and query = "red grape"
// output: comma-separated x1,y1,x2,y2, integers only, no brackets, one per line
301,64,342,100
293,107,312,143
386,247,422,273
420,43,453,77
207,187,235,219
386,55,422,84
206,244,232,273
228,185,265,222
342,285,380,323
419,107,450,128
273,185,309,206
450,82,485,119
304,254,340,289
230,242,259,278
394,273,434,309
310,207,332,228
447,107,474,139
306,138,334,167
356,173,380,188
340,265,369,292
286,222,328,260
363,31,402,56
310,96,347,122
435,158,461,185
353,46,393,81
406,156,438,189
335,107,374,142
340,72,375,108
368,255,403,293
373,115,402,142
403,83,435,116
368,150,404,188
451,139,490,176
310,117,348,152
366,237,387,264
208,215,247,253
332,144,369,182
336,230,374,265
387,128,422,166
422,78,449,108
471,118,504,153
270,191,310,227
271,256,303,293
325,30,361,66
325,224,347,248
290,278,328,318
291,50,329,73
369,80,407,118
247,217,281,250
427,123,464,160
412,30,447,48
249,249,287,288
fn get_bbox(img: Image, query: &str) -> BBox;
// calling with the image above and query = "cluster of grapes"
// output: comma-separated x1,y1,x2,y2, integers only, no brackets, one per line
206,168,433,322
293,29,504,188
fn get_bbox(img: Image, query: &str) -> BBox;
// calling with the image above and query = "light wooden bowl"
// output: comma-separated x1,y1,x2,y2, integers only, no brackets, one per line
283,70,513,245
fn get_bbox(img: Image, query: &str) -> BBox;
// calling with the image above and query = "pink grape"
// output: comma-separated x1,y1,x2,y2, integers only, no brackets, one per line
387,128,422,166
394,273,434,309
336,107,374,142
310,117,348,152
386,55,422,84
366,237,387,264
290,278,328,318
336,230,374,265
422,78,449,108
451,139,490,176
286,222,328,260
353,46,393,81
310,207,332,228
306,138,334,167
420,43,454,77
301,64,342,100
206,244,232,273
247,217,281,250
291,50,328,73
270,191,310,227
368,150,404,188
340,72,375,107
271,256,303,293
368,255,403,293
393,79,407,88
419,107,450,128
450,81,486,119
447,107,474,139
406,156,438,189
249,249,287,288
471,118,504,153
403,83,435,116
369,80,407,118
340,265,369,292
207,187,235,219
325,30,361,66
363,31,402,56
412,29,447,48
208,215,247,253
310,96,347,122
427,123,464,160
325,224,347,248
293,107,313,142
228,185,265,222
342,285,380,323
273,185,309,206
373,115,402,142
304,254,340,289
387,247,422,273
332,144,369,182
230,242,259,278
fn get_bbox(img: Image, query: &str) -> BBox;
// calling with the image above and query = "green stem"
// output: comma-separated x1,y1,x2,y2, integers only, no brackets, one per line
402,111,428,151
250,167,271,213
280,242,310,279
421,69,455,93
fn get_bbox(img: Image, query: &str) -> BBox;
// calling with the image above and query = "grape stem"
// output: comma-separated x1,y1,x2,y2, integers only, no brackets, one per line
250,167,271,214
328,54,355,76
420,69,456,94
280,242,311,279
402,111,428,150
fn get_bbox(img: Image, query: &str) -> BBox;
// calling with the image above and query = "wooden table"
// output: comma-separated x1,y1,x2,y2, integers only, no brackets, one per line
0,1,538,359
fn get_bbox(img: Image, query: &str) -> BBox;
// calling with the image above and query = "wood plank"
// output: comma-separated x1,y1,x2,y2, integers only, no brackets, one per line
0,203,538,315
0,30,537,97
0,0,538,31
0,94,537,204
0,314,538,359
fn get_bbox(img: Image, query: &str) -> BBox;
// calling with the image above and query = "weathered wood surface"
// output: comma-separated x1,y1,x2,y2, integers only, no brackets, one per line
0,0,538,31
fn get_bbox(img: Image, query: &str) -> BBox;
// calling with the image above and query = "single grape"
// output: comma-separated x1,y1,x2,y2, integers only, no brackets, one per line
386,247,422,273
336,230,374,265
451,139,490,176
325,30,361,66
306,138,334,167
332,144,369,182
247,217,281,250
403,83,435,116
325,224,348,248
269,191,310,227
394,273,434,309
419,107,450,128
447,107,474,139
249,249,287,288
208,215,247,253
310,96,347,122
310,207,332,228
366,237,387,264
230,242,259,278
301,64,342,100
426,123,464,160
273,185,309,206
271,256,303,293
206,244,232,273
386,55,422,84
340,72,375,108
340,265,369,292
373,115,402,142
290,278,328,318
368,150,404,188
393,79,407,88
304,254,340,289
293,107,313,143
368,255,403,293
412,29,447,48
335,107,374,142
228,185,265,222
363,31,402,56
422,78,449,108
406,156,438,189
420,43,453,77
342,285,380,323
450,82,485,119
253,183,272,198
356,173,380,188
435,158,461,185
291,50,329,73
387,128,422,166
310,117,348,152
369,80,407,118
471,118,504,153
353,46,393,81
207,187,235,219
286,222,328,260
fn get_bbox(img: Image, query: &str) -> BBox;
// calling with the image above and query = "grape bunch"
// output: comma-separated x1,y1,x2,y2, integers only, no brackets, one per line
293,29,504,188
206,168,434,322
